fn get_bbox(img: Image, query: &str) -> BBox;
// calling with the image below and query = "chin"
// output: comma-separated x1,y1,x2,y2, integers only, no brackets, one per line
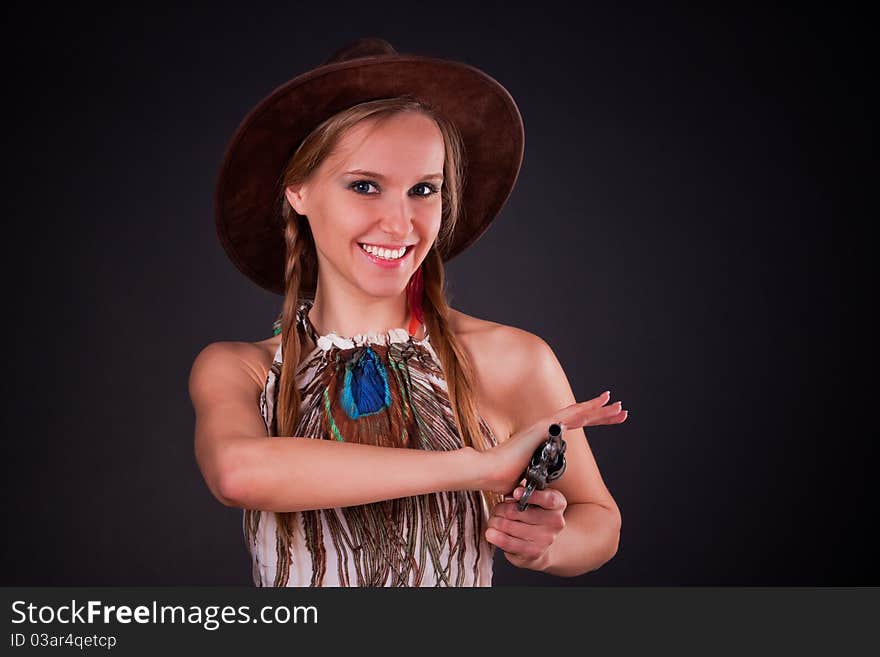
356,280,410,299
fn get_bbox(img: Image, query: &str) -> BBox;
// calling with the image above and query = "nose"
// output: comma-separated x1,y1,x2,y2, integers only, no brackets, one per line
377,197,415,240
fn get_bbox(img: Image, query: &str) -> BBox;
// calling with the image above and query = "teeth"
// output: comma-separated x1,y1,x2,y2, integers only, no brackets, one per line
359,243,406,260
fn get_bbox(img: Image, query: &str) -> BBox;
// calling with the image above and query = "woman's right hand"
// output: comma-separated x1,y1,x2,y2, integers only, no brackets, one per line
477,391,627,494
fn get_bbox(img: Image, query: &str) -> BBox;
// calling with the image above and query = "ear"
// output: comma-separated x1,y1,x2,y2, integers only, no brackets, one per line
284,184,307,215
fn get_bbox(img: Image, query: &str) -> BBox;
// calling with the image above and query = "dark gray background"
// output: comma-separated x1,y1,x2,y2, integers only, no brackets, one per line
1,3,870,585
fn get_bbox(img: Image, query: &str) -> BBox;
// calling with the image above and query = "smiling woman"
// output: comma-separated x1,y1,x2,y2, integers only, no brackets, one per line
282,110,444,299
190,37,627,587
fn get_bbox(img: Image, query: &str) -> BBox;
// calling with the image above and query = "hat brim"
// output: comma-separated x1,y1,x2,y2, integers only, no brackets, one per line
215,55,525,295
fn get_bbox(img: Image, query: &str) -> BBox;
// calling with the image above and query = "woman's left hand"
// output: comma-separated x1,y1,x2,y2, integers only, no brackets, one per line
485,481,567,571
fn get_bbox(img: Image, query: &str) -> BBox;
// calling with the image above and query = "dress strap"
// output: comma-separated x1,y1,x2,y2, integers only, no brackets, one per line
270,300,317,342
296,299,320,343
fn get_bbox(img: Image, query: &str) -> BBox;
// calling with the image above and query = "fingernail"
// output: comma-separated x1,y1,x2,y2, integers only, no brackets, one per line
514,487,523,497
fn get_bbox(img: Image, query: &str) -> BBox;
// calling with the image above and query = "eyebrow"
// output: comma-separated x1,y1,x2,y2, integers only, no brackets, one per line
344,169,444,181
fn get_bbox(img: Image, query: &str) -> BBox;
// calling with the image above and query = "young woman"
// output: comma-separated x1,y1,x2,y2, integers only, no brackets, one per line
189,38,628,586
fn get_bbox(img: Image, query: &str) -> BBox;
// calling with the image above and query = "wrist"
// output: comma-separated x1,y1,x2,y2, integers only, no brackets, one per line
531,545,553,573
457,446,488,491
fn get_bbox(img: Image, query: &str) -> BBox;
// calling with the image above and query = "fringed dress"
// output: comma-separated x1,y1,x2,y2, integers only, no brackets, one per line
242,298,498,587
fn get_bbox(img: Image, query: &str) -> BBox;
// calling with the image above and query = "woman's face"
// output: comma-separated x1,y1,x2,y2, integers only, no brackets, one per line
285,111,445,299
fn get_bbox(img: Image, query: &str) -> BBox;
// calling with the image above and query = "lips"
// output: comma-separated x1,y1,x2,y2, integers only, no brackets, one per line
356,243,414,269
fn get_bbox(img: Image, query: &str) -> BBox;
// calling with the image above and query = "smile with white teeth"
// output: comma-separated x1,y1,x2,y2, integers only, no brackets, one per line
359,243,408,260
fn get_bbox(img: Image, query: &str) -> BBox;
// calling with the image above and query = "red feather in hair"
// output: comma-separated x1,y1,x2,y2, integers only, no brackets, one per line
405,265,425,336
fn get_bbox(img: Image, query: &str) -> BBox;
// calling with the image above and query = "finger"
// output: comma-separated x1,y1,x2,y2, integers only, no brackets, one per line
485,528,539,558
558,399,627,431
513,486,567,512
591,402,625,424
487,514,539,541
495,499,539,522
503,482,526,501
494,500,562,526
593,407,628,425
544,392,608,431
574,390,612,412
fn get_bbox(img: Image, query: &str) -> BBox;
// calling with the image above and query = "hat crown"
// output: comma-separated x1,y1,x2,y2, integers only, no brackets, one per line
324,37,399,65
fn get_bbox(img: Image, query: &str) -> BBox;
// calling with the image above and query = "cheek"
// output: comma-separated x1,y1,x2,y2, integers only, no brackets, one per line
312,203,370,245
417,208,443,239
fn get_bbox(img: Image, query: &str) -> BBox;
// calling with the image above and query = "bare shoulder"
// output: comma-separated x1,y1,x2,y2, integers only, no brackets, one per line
448,307,552,440
188,339,275,400
448,307,547,360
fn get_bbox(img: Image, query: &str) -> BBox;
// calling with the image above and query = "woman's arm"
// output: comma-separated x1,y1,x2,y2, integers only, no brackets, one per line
189,340,616,516
190,341,492,513
491,330,625,576
222,435,481,512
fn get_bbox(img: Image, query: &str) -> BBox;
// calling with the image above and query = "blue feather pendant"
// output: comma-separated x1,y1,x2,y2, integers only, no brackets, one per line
339,346,392,419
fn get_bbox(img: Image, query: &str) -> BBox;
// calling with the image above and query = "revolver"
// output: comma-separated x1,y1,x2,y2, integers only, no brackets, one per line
516,423,567,511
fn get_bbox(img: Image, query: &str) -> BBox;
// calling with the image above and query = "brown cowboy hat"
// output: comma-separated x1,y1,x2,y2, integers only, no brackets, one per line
214,37,525,295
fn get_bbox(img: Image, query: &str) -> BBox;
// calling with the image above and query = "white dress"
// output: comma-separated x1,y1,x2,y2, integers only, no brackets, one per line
243,299,498,587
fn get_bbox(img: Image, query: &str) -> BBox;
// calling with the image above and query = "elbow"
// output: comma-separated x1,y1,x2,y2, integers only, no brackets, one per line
195,432,263,508
210,446,253,509
216,469,244,508
606,530,620,564
587,504,622,573
604,507,622,563
216,455,258,509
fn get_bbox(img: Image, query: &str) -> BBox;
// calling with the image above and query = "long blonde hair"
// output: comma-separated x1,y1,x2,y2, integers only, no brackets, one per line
273,96,503,512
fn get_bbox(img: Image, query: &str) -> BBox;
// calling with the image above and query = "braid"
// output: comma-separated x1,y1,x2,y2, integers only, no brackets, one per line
275,211,317,436
420,246,505,513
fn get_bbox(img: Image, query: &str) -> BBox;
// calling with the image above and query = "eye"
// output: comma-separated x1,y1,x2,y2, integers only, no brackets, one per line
349,180,379,195
348,180,440,197
412,183,440,197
